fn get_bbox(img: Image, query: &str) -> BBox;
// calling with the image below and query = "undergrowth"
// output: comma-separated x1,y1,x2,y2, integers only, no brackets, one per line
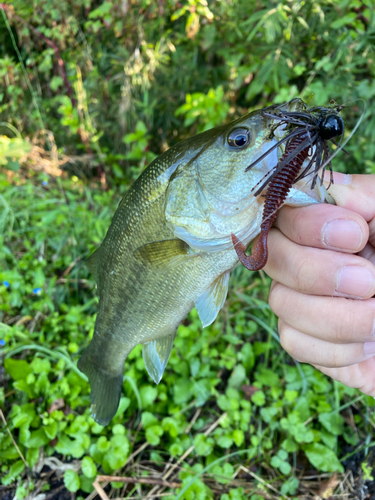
1,171,374,499
1,0,375,498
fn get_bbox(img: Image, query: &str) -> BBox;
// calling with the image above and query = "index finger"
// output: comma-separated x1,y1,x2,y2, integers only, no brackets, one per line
274,203,368,253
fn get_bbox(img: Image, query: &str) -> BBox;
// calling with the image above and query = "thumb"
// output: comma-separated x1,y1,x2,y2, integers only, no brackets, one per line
326,173,375,223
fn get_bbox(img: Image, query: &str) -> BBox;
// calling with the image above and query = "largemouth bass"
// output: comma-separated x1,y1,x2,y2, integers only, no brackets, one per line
78,98,338,425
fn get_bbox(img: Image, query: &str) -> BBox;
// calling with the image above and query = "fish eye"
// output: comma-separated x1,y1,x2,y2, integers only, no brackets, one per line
227,128,251,149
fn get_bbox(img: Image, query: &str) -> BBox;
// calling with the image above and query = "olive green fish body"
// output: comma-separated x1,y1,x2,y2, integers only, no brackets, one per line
78,99,333,425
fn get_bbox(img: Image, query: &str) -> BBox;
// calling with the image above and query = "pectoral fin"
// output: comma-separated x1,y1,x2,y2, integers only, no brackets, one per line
195,271,230,328
134,239,199,271
143,333,176,384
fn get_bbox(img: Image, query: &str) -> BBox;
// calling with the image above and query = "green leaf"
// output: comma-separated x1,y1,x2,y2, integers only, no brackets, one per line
232,430,244,447
145,425,163,446
115,397,130,416
112,424,126,435
251,390,265,406
331,13,357,29
240,343,255,370
211,463,234,484
217,435,233,449
303,443,344,473
141,411,158,429
55,434,86,458
321,428,337,449
0,447,20,461
26,429,50,448
318,412,344,435
9,459,25,479
31,357,51,374
162,417,179,437
96,436,111,453
26,448,39,468
44,421,58,440
15,485,28,500
1,459,25,486
140,385,158,407
194,434,214,456
4,359,32,381
64,470,81,492
50,76,63,92
35,373,50,396
110,434,130,454
228,365,246,389
281,477,299,495
105,446,128,469
12,403,36,428
81,456,97,478
80,474,95,493
255,367,280,388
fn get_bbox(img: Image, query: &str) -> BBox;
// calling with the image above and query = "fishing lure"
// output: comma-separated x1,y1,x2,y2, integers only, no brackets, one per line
231,106,345,270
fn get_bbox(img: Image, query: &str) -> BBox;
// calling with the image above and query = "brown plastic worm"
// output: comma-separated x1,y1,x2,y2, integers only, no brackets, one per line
231,134,310,271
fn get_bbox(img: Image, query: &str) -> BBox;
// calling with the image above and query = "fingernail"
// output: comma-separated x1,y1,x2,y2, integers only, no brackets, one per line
324,172,352,185
323,219,363,252
336,266,375,298
364,342,375,357
333,173,352,185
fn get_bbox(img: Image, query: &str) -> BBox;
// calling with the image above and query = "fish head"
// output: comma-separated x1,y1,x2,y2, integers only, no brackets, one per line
165,98,331,252
194,98,309,215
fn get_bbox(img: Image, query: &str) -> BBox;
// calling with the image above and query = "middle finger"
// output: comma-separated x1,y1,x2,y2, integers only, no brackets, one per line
264,228,375,299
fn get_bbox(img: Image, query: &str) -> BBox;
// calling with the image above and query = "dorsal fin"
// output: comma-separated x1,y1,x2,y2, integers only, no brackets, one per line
86,248,100,280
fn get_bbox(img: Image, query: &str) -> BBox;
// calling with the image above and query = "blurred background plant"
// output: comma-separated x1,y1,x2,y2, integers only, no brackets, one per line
1,0,375,499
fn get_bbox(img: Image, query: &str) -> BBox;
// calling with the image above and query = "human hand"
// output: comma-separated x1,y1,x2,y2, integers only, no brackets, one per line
265,173,375,396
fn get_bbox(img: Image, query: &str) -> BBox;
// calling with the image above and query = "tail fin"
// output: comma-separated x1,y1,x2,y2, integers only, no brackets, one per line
78,347,124,426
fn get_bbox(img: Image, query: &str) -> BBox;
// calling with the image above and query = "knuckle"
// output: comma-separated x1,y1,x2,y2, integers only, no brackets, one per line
290,209,305,244
268,282,283,313
335,313,352,343
337,301,375,343
278,322,294,355
290,252,319,293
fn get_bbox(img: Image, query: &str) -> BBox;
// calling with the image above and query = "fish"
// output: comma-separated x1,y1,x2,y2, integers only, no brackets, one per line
78,98,339,425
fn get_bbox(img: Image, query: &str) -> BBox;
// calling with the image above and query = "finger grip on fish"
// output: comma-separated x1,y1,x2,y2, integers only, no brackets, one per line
78,98,344,425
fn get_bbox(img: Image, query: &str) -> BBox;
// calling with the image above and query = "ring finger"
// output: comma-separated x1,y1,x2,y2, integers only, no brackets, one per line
278,320,374,368
269,282,375,344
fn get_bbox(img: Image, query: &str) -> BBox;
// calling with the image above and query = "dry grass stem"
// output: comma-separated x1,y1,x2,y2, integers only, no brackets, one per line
0,409,28,469
145,411,228,498
96,474,181,488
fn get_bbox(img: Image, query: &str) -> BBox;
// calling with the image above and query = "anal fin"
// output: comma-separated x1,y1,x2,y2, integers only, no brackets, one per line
143,333,176,384
195,271,230,328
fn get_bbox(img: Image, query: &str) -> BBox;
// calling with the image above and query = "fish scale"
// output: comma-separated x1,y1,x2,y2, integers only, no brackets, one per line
78,98,335,425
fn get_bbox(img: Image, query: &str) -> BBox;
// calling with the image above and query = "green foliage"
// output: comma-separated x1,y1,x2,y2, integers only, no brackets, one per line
0,0,373,181
64,470,81,492
0,136,31,171
176,86,230,132
1,0,375,496
0,175,371,493
303,443,344,473
362,460,374,482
